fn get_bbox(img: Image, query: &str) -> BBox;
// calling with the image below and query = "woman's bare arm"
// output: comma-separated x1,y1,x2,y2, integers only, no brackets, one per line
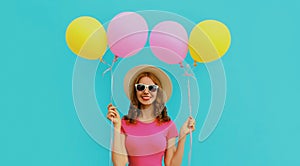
164,117,195,166
112,127,128,166
107,104,128,166
164,135,187,166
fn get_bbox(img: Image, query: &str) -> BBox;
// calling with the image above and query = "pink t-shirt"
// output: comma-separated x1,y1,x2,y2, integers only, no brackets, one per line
121,119,178,166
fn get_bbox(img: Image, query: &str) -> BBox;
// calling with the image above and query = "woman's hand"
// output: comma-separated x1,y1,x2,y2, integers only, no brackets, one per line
179,116,196,137
106,103,121,130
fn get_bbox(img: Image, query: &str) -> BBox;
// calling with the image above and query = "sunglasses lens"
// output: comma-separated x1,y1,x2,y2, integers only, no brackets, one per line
149,85,158,92
136,84,145,91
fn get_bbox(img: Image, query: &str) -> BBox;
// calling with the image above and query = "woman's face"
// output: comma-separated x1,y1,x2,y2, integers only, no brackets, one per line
136,76,158,106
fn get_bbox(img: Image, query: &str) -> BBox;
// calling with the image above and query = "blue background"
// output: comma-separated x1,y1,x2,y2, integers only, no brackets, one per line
1,0,300,165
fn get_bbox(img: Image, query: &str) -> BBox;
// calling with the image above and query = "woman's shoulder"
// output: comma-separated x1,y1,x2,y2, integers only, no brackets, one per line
121,117,127,125
157,119,177,129
121,117,137,126
160,119,175,125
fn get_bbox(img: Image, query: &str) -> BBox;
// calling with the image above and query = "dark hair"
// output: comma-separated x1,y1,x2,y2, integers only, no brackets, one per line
123,72,171,124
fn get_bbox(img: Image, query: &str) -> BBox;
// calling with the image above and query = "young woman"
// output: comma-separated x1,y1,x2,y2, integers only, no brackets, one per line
107,65,195,166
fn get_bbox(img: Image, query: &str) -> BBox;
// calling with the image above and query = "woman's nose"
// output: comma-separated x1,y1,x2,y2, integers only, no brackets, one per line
143,88,150,94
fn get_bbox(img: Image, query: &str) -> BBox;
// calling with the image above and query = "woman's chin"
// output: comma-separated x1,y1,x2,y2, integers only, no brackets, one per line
141,102,152,106
139,100,154,106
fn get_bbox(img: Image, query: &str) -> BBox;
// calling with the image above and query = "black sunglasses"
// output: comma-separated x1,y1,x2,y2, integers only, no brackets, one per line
135,84,159,92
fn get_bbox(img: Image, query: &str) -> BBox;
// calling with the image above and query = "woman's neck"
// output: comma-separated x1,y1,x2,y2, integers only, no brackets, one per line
138,105,155,122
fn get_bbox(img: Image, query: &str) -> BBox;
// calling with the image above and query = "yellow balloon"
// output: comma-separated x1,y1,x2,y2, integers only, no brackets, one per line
189,20,231,63
66,16,107,60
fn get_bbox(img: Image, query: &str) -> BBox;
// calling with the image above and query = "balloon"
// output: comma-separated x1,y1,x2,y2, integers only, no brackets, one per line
189,20,231,63
66,16,107,60
107,12,148,58
150,21,188,64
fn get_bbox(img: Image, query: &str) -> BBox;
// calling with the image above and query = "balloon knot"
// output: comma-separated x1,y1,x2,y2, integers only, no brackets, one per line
113,55,118,62
179,62,184,68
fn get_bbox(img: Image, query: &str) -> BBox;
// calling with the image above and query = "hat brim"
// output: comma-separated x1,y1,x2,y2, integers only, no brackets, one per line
124,65,172,102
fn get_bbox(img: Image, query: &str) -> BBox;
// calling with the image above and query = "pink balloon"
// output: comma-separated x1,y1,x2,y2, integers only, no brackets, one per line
150,21,188,64
107,12,148,58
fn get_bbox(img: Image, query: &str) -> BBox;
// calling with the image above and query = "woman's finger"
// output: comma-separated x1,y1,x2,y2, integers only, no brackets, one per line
107,111,117,117
108,107,117,113
108,109,117,113
110,107,120,118
107,115,119,123
188,117,196,131
108,109,118,116
107,103,113,109
107,112,116,119
191,126,195,131
107,104,118,111
188,117,195,124
107,110,117,117
109,106,117,111
189,121,195,126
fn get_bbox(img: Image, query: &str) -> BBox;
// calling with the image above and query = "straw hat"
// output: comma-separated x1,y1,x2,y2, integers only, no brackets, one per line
124,65,172,102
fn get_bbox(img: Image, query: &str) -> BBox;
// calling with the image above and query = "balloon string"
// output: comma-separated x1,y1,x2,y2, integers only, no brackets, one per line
188,78,192,166
109,67,114,166
183,64,194,166
102,55,118,77
102,55,118,166
109,56,118,166
109,118,113,166
100,58,111,67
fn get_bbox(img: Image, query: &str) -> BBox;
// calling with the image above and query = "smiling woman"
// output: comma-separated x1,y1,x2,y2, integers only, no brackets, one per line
106,65,196,166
